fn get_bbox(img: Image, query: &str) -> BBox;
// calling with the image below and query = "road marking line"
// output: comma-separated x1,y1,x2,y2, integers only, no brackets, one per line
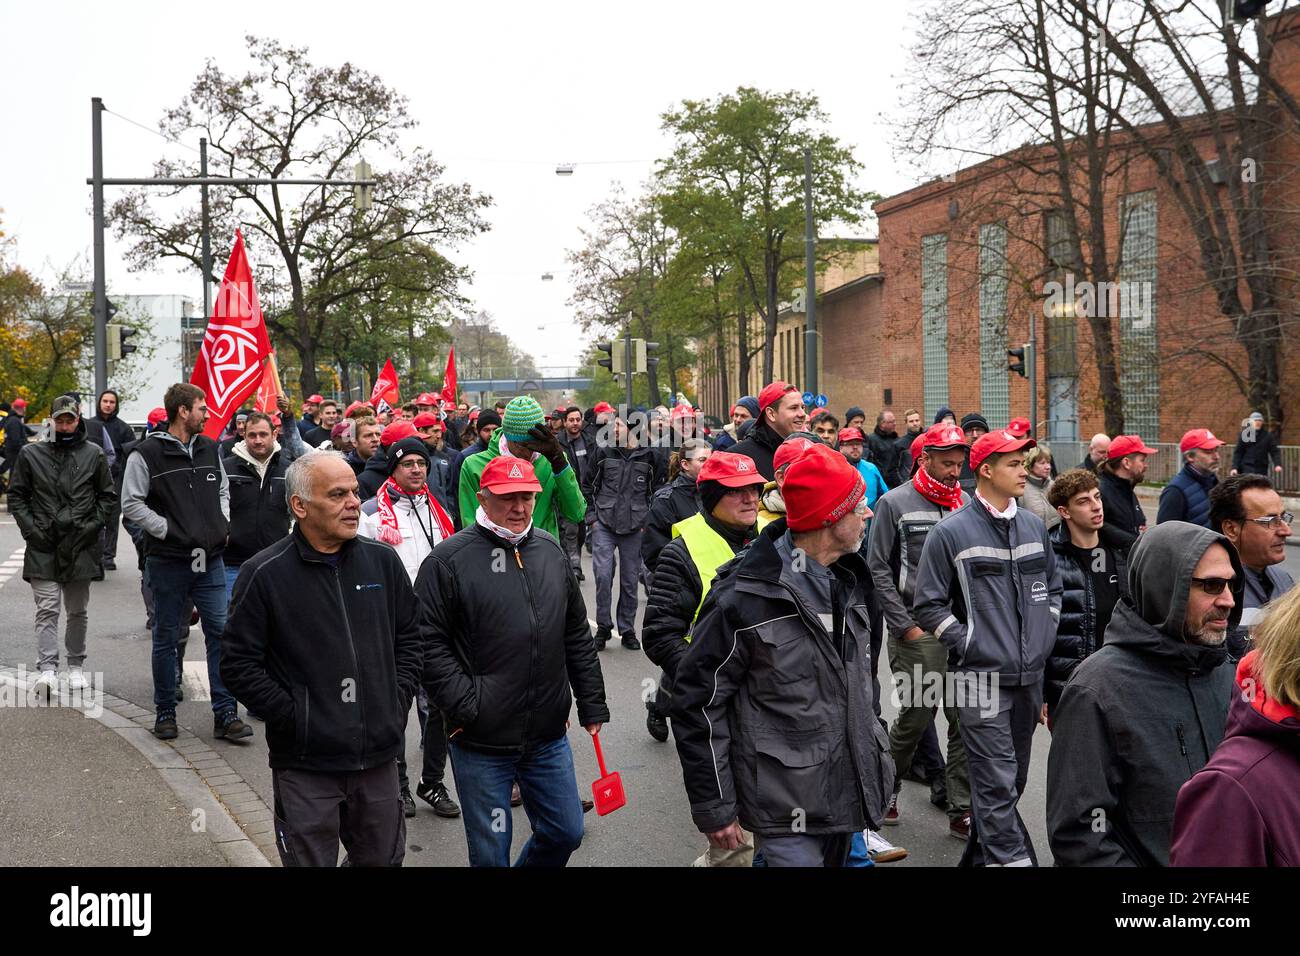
182,661,212,702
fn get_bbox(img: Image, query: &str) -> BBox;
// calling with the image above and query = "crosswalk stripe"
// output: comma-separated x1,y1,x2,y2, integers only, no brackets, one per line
182,660,212,702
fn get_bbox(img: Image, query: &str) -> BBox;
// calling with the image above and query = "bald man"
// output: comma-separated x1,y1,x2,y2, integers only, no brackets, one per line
1078,434,1110,474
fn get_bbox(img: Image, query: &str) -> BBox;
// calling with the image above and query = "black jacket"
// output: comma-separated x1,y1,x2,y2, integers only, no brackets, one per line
447,439,486,525
221,527,424,772
84,412,136,483
425,443,456,515
559,425,598,487
581,444,656,535
345,449,368,476
1044,523,1130,713
130,432,229,561
356,452,390,502
8,421,115,583
1046,521,1240,866
642,511,751,681
729,419,783,480
640,473,699,572
1,412,32,471
416,523,609,755
304,424,333,448
1098,469,1145,555
670,519,894,836
221,446,290,566
1232,428,1281,475
866,427,905,488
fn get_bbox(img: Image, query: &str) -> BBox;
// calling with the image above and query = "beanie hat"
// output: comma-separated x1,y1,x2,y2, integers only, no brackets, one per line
933,406,955,425
147,407,167,428
476,410,502,431
735,395,760,419
784,443,867,532
386,436,430,476
773,436,816,474
961,411,990,433
380,420,417,448
844,406,866,423
502,396,545,442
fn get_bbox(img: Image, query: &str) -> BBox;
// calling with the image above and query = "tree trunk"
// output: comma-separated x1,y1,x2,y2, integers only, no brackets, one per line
297,336,319,399
338,358,352,401
737,299,752,399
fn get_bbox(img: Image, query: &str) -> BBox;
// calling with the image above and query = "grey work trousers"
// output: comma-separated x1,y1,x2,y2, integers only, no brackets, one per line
753,832,853,868
956,678,1041,866
32,578,90,671
271,762,406,867
590,522,641,636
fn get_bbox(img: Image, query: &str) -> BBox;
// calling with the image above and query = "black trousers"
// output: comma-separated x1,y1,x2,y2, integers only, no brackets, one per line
398,685,448,791
271,762,406,867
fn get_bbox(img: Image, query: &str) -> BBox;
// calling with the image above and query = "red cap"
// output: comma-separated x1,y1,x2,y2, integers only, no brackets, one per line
757,381,797,412
1180,428,1224,453
774,437,816,473
305,394,324,405
146,406,167,427
271,412,282,426
671,403,697,419
469,408,480,422
910,432,926,468
969,429,1037,471
380,420,417,447
551,407,567,420
415,392,438,405
11,398,27,410
412,412,441,428
592,401,615,415
923,423,968,451
1108,435,1157,460
784,444,868,532
480,455,543,494
837,427,865,444
1006,417,1031,438
697,451,766,488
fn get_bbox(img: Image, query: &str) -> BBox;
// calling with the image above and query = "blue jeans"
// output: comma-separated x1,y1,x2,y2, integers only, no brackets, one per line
148,555,236,717
224,563,240,603
448,735,585,867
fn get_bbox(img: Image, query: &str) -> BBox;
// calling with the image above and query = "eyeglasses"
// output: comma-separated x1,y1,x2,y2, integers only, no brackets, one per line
1190,577,1234,595
724,486,761,500
1246,512,1293,530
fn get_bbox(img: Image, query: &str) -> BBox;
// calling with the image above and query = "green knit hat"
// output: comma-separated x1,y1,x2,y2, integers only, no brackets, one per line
502,395,545,441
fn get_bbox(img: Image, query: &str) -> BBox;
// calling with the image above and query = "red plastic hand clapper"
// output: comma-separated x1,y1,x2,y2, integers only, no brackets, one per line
591,731,626,815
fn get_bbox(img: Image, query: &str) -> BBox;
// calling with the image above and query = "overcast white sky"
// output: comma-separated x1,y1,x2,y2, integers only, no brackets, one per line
0,0,926,372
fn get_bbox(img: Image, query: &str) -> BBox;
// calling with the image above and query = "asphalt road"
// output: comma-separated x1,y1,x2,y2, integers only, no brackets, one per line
1,511,1293,867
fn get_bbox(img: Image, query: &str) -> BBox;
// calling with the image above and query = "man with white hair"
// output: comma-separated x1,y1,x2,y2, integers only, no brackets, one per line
222,449,424,866
1077,434,1110,474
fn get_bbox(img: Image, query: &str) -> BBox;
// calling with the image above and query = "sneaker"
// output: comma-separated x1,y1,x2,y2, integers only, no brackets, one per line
68,667,89,691
883,792,900,826
930,779,949,810
646,707,669,743
103,560,117,571
153,714,178,740
416,781,461,818
949,812,972,841
866,829,909,863
581,799,594,813
33,669,58,704
594,626,611,651
621,633,641,651
510,782,523,807
576,569,586,581
214,713,254,741
401,787,417,818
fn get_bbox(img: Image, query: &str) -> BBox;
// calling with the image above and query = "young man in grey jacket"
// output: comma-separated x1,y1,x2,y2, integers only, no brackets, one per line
913,429,1062,866
868,422,972,839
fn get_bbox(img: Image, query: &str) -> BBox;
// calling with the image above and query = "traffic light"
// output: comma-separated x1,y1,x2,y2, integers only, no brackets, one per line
1007,346,1027,379
1234,0,1272,20
107,322,138,362
353,159,374,211
596,341,625,375
636,340,659,374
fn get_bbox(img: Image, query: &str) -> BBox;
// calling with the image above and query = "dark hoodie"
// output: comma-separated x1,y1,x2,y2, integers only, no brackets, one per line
1170,651,1300,866
1046,521,1241,867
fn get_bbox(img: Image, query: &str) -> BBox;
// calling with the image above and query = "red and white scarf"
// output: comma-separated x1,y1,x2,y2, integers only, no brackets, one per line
374,478,454,547
912,466,965,511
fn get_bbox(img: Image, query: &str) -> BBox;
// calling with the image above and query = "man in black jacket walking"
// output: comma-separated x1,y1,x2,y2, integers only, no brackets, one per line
557,406,596,576
671,444,893,867
1,397,33,490
1097,434,1156,555
865,409,906,488
9,395,115,700
1231,411,1283,479
84,389,136,570
1046,521,1239,866
418,455,609,867
121,383,250,743
222,448,424,867
730,381,807,480
582,417,656,650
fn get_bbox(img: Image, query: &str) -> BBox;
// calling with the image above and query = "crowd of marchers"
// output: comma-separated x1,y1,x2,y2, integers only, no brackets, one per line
1,379,1297,868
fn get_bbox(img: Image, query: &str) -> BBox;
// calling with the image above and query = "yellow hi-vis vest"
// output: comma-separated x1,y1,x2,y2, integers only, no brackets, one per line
672,511,771,634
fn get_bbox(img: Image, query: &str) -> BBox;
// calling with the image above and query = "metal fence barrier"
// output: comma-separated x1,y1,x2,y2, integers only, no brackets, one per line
1046,441,1300,495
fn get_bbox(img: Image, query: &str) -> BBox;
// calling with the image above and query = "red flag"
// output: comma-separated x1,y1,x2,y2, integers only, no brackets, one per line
190,230,273,439
371,357,401,409
254,350,283,412
440,347,457,409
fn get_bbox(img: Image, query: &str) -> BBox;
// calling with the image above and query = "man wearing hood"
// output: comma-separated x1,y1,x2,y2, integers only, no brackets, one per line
731,382,807,480
84,389,136,570
1045,520,1240,866
8,395,115,700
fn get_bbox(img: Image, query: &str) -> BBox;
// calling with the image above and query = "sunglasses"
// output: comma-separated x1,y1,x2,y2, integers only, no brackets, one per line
1190,576,1234,595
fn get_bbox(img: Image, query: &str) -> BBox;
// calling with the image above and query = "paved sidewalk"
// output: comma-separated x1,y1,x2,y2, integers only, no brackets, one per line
0,705,227,866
